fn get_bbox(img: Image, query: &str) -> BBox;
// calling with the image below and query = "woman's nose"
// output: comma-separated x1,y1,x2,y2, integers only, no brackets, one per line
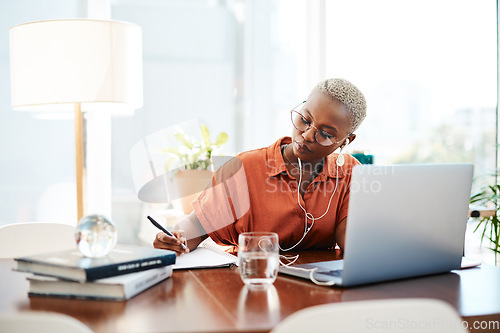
301,126,316,143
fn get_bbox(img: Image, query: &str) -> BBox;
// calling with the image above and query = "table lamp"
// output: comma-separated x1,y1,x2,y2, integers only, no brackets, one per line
9,19,143,222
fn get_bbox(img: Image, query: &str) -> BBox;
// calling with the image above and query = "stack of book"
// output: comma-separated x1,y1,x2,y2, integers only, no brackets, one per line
14,244,176,301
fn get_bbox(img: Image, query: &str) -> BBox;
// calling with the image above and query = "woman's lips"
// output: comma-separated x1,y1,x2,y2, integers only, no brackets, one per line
294,140,311,153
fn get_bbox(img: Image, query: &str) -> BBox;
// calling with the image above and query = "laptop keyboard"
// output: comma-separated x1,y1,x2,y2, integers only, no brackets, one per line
317,269,343,277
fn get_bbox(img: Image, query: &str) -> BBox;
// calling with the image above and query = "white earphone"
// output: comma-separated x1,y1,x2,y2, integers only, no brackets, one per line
279,137,351,283
280,138,348,251
336,138,349,167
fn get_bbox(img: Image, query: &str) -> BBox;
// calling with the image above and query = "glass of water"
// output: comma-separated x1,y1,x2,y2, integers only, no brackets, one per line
238,232,279,285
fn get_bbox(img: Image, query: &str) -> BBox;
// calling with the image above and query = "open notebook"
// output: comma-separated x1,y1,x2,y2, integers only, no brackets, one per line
172,238,237,270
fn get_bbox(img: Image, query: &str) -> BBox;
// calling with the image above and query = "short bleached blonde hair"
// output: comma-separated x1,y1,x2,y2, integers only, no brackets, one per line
314,78,367,133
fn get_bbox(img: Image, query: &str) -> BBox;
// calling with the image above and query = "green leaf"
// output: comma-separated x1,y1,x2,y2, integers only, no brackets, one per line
488,246,500,254
214,132,228,146
470,191,487,204
158,147,181,156
174,132,194,149
191,150,206,162
164,156,178,171
473,219,486,233
201,124,211,148
162,123,229,171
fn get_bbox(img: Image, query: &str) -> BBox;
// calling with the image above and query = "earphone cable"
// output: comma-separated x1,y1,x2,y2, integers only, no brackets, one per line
279,151,341,252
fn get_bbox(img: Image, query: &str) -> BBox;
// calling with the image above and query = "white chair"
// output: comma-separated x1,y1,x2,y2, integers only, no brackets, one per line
0,224,91,332
0,222,76,258
0,311,93,333
271,298,468,333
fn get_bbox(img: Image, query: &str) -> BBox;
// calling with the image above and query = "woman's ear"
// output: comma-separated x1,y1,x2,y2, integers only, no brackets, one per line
346,134,356,146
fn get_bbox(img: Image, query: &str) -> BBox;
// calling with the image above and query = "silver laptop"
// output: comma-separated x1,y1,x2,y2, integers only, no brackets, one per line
279,163,474,287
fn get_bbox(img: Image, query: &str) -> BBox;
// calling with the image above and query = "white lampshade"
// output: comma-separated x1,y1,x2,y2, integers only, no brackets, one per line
9,19,143,222
9,19,143,114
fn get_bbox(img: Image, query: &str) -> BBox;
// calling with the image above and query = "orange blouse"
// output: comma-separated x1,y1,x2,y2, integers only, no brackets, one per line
192,137,360,251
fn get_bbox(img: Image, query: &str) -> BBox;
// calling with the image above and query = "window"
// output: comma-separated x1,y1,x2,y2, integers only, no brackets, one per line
0,0,84,225
0,1,496,241
323,0,497,190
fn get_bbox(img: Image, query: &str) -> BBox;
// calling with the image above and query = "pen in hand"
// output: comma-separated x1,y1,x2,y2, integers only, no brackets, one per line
147,215,188,251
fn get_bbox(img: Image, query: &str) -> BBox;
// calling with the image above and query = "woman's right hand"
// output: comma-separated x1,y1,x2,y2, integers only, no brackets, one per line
153,229,190,256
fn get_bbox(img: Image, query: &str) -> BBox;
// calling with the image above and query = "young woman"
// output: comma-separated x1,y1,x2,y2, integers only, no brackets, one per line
153,78,367,255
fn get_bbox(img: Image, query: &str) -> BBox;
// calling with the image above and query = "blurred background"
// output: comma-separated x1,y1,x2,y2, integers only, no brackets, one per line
0,0,497,245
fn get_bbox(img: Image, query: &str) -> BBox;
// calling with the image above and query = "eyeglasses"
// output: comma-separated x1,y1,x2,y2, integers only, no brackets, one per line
290,102,348,146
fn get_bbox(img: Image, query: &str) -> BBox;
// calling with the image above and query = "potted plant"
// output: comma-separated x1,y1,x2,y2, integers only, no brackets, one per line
470,180,500,264
159,123,228,214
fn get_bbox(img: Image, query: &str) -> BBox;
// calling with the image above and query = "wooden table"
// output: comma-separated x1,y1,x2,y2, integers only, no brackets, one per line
1,250,500,333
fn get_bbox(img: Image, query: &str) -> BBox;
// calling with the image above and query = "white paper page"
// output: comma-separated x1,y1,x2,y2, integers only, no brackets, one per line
172,247,237,270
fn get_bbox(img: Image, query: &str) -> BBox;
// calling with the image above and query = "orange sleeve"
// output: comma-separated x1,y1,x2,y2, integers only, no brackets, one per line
191,157,250,246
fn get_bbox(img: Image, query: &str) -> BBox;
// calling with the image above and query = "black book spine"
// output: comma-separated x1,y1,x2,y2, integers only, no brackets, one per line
85,254,176,281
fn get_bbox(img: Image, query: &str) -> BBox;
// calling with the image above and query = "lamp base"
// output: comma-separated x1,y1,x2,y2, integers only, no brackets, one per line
74,103,85,222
